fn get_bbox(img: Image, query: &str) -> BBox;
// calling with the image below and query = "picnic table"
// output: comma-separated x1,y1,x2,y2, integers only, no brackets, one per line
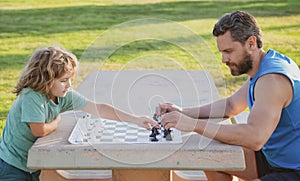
27,70,245,181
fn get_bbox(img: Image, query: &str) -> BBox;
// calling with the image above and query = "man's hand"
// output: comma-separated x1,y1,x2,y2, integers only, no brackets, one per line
155,103,182,117
161,111,198,132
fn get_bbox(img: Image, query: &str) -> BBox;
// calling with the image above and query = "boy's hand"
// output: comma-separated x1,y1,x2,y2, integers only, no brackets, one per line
135,116,158,130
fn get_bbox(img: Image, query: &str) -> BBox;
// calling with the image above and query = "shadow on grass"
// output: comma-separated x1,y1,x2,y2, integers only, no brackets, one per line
0,0,299,69
1,0,300,37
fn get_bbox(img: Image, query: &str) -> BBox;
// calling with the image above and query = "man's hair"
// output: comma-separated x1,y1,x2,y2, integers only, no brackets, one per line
213,10,263,48
14,46,78,100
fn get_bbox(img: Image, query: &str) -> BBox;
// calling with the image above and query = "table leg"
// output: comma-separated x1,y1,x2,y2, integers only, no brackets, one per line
112,169,170,181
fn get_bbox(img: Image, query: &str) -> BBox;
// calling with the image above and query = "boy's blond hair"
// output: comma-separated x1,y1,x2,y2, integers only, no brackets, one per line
14,46,78,100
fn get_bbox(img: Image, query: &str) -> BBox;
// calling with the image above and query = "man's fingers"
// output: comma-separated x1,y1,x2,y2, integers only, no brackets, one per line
155,104,163,116
156,103,172,116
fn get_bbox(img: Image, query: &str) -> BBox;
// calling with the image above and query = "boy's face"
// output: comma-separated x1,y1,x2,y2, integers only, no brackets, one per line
49,72,72,101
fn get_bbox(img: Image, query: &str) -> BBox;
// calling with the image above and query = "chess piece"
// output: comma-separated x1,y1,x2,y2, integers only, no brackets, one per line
150,126,156,137
153,113,159,122
149,127,159,141
150,134,159,142
165,129,172,141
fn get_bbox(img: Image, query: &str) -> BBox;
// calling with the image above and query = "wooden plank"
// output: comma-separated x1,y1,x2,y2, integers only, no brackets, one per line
40,170,112,181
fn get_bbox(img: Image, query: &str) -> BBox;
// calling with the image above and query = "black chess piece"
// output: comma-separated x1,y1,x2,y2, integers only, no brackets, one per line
150,134,159,142
150,126,160,136
164,129,172,141
163,129,168,138
150,114,168,142
153,113,160,123
149,126,156,137
152,113,161,135
149,127,159,141
155,126,160,135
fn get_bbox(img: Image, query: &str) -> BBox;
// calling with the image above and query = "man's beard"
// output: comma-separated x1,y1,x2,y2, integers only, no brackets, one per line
229,53,253,76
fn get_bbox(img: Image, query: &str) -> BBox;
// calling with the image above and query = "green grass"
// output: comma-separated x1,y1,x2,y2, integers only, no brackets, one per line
1,0,300,134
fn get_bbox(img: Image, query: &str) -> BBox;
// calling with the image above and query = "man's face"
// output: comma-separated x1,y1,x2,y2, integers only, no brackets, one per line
216,31,252,76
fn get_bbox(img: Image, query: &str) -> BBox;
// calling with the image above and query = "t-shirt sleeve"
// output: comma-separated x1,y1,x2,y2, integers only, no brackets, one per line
61,89,88,112
21,90,46,123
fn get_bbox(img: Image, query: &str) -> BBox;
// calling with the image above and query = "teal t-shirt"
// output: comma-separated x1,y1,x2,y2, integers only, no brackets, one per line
0,88,87,172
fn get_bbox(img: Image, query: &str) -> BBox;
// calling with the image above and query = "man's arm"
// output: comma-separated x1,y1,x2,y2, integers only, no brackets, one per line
162,74,292,150
195,74,292,150
176,78,249,119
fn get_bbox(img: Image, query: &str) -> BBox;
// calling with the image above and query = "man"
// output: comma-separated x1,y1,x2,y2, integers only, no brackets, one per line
156,11,300,180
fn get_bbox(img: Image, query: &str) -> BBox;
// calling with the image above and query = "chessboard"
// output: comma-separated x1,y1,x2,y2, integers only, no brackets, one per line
68,115,182,144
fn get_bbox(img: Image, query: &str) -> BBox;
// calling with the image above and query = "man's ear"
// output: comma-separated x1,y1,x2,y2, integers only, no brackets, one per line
248,35,257,48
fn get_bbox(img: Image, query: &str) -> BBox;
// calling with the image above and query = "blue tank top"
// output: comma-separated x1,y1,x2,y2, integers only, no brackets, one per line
247,49,300,170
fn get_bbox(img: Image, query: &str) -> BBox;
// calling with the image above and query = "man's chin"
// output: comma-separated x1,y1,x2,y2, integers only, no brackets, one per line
230,70,241,76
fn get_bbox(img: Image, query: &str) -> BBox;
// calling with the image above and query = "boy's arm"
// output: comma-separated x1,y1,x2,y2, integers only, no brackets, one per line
82,101,157,130
28,115,61,137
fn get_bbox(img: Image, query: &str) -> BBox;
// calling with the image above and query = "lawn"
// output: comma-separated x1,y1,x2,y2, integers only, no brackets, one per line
1,0,300,134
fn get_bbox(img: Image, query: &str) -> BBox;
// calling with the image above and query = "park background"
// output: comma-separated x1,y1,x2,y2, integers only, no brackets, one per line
0,0,299,135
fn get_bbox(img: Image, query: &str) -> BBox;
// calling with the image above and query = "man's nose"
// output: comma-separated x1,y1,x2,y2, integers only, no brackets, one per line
222,54,229,64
